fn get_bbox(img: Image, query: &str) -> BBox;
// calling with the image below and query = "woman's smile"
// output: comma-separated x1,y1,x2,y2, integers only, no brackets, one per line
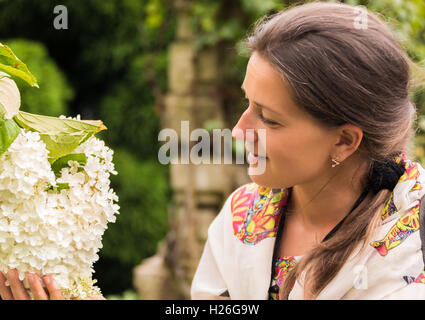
247,151,268,164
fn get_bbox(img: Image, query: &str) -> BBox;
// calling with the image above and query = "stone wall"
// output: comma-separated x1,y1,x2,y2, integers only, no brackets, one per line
133,1,249,300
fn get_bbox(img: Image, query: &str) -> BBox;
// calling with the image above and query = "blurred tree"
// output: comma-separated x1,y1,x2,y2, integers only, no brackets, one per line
101,149,171,266
0,0,176,158
94,149,171,294
98,51,168,160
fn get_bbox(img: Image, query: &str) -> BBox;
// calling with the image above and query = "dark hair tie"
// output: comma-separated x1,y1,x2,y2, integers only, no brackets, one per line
367,160,405,194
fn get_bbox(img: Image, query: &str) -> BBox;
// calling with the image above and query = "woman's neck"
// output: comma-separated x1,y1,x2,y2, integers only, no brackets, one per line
286,154,371,230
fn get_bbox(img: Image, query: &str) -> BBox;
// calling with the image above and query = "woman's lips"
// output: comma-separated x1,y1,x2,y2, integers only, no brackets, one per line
247,152,268,164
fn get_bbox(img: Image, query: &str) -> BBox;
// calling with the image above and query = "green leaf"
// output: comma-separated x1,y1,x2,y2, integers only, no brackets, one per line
46,182,70,192
14,111,107,162
51,153,88,175
0,43,38,88
0,116,20,156
42,133,89,162
0,102,5,119
56,183,70,191
14,111,107,134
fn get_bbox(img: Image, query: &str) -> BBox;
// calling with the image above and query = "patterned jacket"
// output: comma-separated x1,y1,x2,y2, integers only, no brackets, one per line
191,153,425,299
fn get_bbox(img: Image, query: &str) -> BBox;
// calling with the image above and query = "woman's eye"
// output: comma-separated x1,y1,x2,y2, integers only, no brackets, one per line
241,97,279,126
259,114,278,126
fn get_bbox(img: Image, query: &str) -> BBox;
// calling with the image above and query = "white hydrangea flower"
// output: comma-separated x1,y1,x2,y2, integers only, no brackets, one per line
0,129,119,299
0,71,20,119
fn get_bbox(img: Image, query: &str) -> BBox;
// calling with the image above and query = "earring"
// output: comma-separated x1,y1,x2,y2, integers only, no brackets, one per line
331,156,340,168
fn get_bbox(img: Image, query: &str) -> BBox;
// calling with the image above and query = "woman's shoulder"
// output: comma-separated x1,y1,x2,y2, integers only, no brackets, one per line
227,182,289,245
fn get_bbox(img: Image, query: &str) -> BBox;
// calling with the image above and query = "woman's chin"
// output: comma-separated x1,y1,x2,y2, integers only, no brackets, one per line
247,162,289,189
248,162,269,186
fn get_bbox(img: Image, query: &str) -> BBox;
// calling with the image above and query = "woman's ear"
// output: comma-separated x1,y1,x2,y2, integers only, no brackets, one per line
332,124,363,162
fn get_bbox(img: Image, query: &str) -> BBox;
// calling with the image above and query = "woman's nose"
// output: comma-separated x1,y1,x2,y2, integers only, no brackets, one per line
232,109,258,142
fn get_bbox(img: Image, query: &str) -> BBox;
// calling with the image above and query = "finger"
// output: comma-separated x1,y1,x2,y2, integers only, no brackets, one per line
0,272,13,300
7,269,30,300
89,295,106,300
42,276,65,300
27,273,48,300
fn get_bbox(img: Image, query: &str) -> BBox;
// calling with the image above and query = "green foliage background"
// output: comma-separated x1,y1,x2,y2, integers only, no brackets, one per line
0,0,423,296
0,0,176,295
3,39,73,117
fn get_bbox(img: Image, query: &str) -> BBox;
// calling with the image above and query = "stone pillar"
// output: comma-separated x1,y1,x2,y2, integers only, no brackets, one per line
133,1,249,300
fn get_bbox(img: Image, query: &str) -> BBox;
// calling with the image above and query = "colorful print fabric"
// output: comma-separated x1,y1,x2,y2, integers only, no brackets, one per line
370,153,423,256
269,256,297,300
230,153,422,253
231,184,289,245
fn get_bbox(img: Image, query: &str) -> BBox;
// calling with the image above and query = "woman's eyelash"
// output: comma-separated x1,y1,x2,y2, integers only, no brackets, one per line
259,114,278,125
242,97,278,126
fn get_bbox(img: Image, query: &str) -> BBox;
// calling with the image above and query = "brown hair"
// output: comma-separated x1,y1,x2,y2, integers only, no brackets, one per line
242,1,424,299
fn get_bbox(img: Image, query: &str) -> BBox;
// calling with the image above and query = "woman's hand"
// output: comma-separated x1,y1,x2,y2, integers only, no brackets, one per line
0,269,106,300
0,269,65,300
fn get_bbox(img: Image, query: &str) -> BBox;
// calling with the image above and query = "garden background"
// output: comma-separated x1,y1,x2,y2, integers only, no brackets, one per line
0,0,423,299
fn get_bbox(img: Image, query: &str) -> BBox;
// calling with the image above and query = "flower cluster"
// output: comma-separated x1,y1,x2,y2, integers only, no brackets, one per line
0,129,119,299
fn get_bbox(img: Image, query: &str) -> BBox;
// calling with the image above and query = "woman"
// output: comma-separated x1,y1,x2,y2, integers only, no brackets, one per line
191,2,425,300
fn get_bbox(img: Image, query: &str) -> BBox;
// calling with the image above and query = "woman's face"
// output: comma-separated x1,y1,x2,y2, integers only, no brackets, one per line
232,51,338,189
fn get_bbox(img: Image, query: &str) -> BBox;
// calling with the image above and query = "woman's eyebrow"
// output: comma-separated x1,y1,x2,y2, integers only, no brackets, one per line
241,85,285,117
